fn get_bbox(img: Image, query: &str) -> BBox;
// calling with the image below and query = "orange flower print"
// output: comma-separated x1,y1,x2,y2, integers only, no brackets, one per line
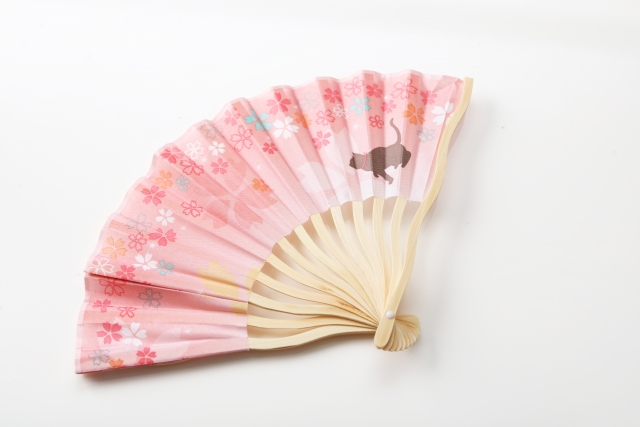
101,237,127,259
294,112,311,129
155,171,173,189
252,178,269,192
109,359,124,368
402,103,425,125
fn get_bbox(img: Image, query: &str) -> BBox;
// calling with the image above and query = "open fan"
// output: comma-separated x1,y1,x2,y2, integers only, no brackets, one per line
76,70,473,373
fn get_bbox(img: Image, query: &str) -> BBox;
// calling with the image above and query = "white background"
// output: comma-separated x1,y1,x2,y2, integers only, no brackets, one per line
1,1,639,425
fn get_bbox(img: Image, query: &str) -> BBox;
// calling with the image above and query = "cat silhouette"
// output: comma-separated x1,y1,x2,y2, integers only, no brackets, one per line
348,118,411,184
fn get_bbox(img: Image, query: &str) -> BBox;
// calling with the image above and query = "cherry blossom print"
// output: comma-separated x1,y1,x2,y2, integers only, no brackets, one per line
266,92,292,114
133,253,157,271
312,131,331,149
99,278,125,296
432,102,454,125
402,103,425,125
382,99,397,113
154,171,173,189
180,158,204,176
148,228,176,247
136,347,157,365
108,359,124,368
122,322,147,345
316,109,335,126
181,200,203,217
224,108,241,126
92,299,112,313
344,77,364,96
127,232,147,252
420,90,438,105
366,84,383,98
323,88,342,103
141,185,166,206
199,121,218,139
211,158,228,175
298,91,320,112
272,117,298,139
155,260,174,276
88,349,110,366
208,140,225,156
369,115,383,129
101,237,127,259
349,97,371,115
252,178,269,192
294,112,311,129
155,208,174,226
262,142,278,154
185,141,204,159
176,175,189,191
333,104,347,118
118,306,137,318
125,213,152,233
160,147,184,164
417,127,435,143
244,110,273,131
391,78,418,100
90,257,115,275
96,322,123,345
230,125,253,151
116,265,136,280
139,288,163,308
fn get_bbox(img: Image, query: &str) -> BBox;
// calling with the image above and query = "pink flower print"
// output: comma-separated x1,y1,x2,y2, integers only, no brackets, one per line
92,299,112,313
224,108,240,126
316,109,335,126
148,228,176,247
160,147,184,164
369,115,383,129
262,142,277,154
420,90,437,105
230,125,253,151
141,185,165,206
382,100,397,113
101,237,127,259
99,278,125,296
266,92,292,114
118,306,137,318
128,232,147,252
391,78,418,100
344,77,364,96
181,200,203,217
312,131,331,149
96,322,122,345
366,84,382,98
211,158,228,174
180,158,204,176
90,257,114,275
136,347,157,365
116,264,135,280
323,88,342,103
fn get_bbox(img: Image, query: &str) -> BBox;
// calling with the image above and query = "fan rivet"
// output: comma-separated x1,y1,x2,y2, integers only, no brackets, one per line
385,311,396,319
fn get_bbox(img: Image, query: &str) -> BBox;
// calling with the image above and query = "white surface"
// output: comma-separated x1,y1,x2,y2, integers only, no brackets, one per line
1,1,639,425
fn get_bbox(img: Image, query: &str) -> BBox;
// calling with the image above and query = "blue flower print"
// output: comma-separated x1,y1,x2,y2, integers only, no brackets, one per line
349,97,371,115
245,110,273,131
154,260,174,276
88,349,110,366
176,175,189,191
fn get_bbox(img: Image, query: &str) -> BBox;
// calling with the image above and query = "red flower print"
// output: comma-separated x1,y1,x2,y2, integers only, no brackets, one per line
148,228,176,246
181,200,203,217
382,100,397,113
99,278,125,296
160,147,184,164
402,103,425,125
344,77,364,96
312,131,331,149
118,306,137,318
230,125,253,151
116,264,135,280
266,92,292,114
316,109,335,126
101,237,127,259
262,142,277,154
323,88,342,103
392,78,418,100
108,359,124,368
136,347,157,365
96,322,122,345
366,84,382,98
128,232,147,252
224,108,240,126
141,185,165,206
92,299,112,313
211,158,228,174
180,158,204,176
294,112,311,129
420,90,437,105
369,115,383,129
252,178,269,192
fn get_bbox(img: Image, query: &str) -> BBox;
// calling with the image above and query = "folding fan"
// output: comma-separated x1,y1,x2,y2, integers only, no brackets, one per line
76,70,473,373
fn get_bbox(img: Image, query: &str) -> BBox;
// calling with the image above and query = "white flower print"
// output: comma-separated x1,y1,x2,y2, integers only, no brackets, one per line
134,253,157,271
185,141,204,159
155,208,174,226
432,102,454,125
208,141,225,156
299,91,320,113
121,322,147,346
333,104,347,118
90,257,114,275
272,116,299,139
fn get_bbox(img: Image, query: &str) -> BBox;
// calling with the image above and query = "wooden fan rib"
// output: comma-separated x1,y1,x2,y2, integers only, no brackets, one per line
248,325,374,350
248,315,373,329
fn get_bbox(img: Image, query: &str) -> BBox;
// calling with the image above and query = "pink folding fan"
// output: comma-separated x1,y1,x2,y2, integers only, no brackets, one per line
76,70,473,373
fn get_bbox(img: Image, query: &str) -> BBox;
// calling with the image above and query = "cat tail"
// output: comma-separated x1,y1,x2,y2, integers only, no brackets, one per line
390,118,402,145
